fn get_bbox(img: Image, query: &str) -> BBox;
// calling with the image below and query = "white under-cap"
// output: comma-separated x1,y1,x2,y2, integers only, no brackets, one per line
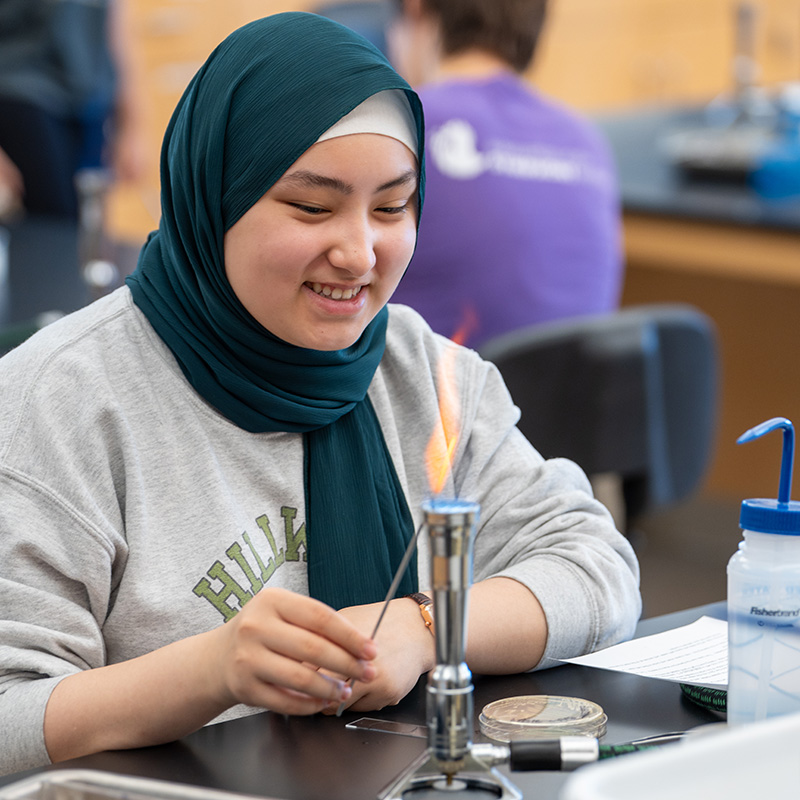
315,89,418,156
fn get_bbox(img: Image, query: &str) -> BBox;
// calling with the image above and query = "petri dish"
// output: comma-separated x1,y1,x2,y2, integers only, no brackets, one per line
479,695,607,742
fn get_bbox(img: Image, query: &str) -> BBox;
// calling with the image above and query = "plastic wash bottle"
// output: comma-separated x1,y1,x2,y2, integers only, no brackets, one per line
727,417,800,725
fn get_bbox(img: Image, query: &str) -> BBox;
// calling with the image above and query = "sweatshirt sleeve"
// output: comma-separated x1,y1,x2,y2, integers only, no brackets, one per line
378,305,641,667
453,348,642,669
0,472,116,775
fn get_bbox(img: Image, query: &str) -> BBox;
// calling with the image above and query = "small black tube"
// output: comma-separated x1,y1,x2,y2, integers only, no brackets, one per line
508,740,563,771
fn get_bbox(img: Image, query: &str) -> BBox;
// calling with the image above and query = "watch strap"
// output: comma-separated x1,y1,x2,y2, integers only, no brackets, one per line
405,592,434,634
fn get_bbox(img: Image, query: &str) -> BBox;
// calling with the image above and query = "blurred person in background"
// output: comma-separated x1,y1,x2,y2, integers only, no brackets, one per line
387,0,624,350
0,0,147,221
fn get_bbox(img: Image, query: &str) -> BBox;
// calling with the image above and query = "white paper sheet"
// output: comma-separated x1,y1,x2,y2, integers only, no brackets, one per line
561,616,728,689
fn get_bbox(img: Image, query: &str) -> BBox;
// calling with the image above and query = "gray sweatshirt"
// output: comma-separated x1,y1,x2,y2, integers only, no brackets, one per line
0,289,640,775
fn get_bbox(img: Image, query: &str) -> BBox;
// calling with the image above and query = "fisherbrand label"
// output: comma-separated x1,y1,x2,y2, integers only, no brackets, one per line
750,607,800,617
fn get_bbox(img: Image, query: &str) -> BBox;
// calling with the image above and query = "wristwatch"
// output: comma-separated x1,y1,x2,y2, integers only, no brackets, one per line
405,592,434,634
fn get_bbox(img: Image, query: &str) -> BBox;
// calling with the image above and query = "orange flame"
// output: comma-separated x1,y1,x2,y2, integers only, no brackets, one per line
424,312,476,496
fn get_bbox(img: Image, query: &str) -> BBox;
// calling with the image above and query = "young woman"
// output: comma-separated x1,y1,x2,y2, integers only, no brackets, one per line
0,12,640,776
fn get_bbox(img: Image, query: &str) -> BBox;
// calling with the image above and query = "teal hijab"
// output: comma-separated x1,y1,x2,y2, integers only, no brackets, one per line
126,13,426,610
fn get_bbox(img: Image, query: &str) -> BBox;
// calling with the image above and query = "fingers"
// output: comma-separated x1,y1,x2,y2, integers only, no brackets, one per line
270,589,377,665
238,662,354,716
320,598,435,714
235,637,367,709
252,589,376,683
219,589,376,713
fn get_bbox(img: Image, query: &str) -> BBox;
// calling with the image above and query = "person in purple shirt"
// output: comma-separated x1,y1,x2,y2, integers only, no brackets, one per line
387,0,624,350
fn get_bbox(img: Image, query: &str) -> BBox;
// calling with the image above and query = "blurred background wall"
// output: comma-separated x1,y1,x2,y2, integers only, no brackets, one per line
108,0,800,244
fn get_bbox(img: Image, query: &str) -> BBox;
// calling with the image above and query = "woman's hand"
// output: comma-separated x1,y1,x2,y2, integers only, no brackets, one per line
211,587,378,714
325,596,436,713
45,588,377,763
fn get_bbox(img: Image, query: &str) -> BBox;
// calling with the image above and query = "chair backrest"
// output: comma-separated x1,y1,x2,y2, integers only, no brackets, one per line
479,304,719,527
1,215,85,327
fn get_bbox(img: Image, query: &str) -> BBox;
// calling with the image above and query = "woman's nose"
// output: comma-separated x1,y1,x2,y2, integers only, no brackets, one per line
327,215,377,276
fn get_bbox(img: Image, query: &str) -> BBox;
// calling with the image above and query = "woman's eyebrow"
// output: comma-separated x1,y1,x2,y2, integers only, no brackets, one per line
276,168,419,194
278,170,353,194
377,169,418,192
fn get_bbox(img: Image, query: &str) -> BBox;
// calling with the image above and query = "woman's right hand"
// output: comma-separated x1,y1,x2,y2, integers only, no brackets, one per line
210,587,377,715
45,588,374,763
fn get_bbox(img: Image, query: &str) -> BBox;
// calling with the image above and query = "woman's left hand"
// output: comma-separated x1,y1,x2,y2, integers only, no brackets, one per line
323,596,436,712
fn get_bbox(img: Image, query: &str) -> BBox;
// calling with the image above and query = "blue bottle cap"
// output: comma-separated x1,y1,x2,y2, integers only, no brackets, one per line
739,417,800,535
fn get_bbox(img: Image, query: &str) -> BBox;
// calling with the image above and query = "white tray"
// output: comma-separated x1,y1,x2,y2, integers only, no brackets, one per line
0,770,272,800
560,713,800,800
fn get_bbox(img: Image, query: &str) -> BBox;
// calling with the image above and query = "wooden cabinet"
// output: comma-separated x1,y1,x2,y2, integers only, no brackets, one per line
533,0,800,112
621,213,800,501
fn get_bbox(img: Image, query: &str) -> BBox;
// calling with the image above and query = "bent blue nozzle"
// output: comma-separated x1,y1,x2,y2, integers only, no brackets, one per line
737,417,794,506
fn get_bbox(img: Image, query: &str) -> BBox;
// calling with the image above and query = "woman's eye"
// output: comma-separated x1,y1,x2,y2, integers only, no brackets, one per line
377,204,408,215
290,203,327,215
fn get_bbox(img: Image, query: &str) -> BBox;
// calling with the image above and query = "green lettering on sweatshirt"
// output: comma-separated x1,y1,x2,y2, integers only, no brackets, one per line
193,506,308,621
226,541,263,594
192,559,254,621
282,506,306,562
255,513,284,580
242,528,272,584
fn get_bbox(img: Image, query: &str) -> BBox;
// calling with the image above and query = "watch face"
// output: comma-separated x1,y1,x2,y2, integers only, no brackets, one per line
420,604,434,629
405,593,434,631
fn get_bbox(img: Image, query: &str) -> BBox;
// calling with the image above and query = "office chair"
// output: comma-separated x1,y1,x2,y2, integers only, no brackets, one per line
1,215,86,323
0,216,82,355
479,304,719,534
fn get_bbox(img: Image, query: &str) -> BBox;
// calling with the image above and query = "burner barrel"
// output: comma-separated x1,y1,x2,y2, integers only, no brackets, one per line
423,499,479,773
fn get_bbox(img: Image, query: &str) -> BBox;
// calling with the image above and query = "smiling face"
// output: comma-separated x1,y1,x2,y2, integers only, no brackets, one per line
223,133,419,351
